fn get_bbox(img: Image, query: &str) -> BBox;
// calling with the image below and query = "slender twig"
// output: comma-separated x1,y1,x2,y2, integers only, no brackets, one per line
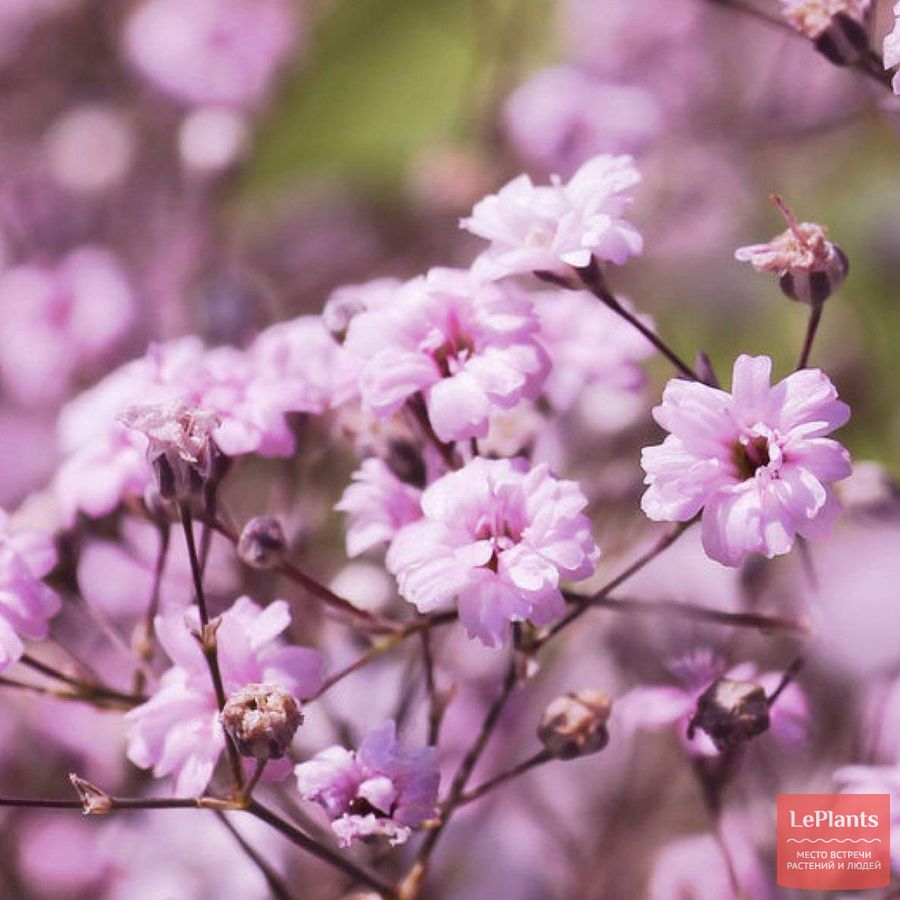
540,519,698,644
242,759,268,803
797,299,824,370
0,676,136,710
215,811,294,900
420,629,443,745
407,393,459,471
457,749,553,807
133,522,170,694
767,657,805,707
578,264,701,381
402,655,519,898
247,800,397,898
18,655,146,707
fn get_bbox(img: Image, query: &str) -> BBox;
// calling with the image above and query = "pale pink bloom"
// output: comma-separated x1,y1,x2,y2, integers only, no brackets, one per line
834,764,900,872
126,596,323,795
616,651,808,757
885,2,900,92
387,458,598,646
335,458,423,558
123,0,298,108
295,720,439,848
0,510,60,672
0,246,133,404
344,268,549,443
781,0,870,39
504,67,660,173
461,154,642,279
641,355,851,566
533,289,653,413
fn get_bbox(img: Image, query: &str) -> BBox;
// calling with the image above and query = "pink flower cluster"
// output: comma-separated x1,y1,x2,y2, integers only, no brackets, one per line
126,596,323,795
641,355,851,566
294,720,439,847
0,511,60,672
387,458,599,646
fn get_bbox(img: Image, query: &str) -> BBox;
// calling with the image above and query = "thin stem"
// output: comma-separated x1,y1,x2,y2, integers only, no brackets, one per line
767,657,805,707
180,504,210,627
540,518,697,644
797,299,824,370
408,393,459,471
457,749,553,807
420,629,442,745
18,655,146,707
215,811,294,900
133,522,170,694
242,758,268,803
247,800,397,898
579,595,809,634
0,676,136,710
578,264,700,381
403,656,519,898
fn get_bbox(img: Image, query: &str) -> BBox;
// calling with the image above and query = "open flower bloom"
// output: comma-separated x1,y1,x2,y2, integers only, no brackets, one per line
0,511,61,672
335,458,423,558
387,457,598,646
461,153,643,280
126,597,323,795
295,720,439,848
0,246,134,405
344,267,549,443
640,355,851,566
885,2,900,93
123,0,298,108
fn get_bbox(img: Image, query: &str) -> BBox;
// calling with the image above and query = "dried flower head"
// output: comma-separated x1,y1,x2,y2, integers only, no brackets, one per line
220,683,303,760
69,774,113,816
237,516,288,569
120,401,221,501
687,678,770,752
538,689,612,759
735,196,848,304
781,0,869,40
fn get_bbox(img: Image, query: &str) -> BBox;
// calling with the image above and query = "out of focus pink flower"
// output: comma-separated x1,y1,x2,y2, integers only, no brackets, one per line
534,289,653,413
641,355,851,566
834,764,900,872
123,0,299,109
387,457,598,646
344,268,549,443
504,67,661,174
295,720,439,847
616,651,808,757
0,510,60,672
885,2,900,93
335,458,423,558
126,596,323,795
0,246,134,405
462,154,643,279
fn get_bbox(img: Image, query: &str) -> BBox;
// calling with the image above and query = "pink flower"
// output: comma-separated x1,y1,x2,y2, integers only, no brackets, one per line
0,246,133,405
504,67,660,173
534,288,653,413
461,154,643,280
640,355,851,566
344,268,549,443
885,2,900,93
335,459,423,558
0,511,60,672
834,764,900,872
123,0,298,108
294,720,439,847
125,596,323,795
386,458,598,647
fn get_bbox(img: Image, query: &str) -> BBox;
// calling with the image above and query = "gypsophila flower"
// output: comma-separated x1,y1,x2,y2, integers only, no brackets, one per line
335,459,423,558
885,2,900,92
220,683,302,760
735,198,848,303
126,596,323,795
0,510,61,672
344,267,549,443
294,721,438,848
387,457,598,646
640,355,851,566
781,0,870,40
461,153,642,280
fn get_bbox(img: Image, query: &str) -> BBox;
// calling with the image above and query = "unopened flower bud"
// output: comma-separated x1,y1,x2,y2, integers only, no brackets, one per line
688,678,770,752
323,291,366,344
385,440,427,488
221,683,303,760
69,774,113,815
120,401,220,501
537,689,612,759
237,516,287,569
735,196,847,304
